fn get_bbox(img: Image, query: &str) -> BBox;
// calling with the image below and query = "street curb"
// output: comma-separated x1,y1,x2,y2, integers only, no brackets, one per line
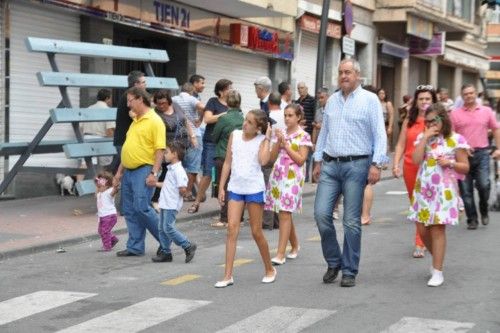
0,177,396,260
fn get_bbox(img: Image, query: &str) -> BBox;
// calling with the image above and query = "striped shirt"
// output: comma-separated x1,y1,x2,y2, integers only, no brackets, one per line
313,85,388,164
172,92,200,135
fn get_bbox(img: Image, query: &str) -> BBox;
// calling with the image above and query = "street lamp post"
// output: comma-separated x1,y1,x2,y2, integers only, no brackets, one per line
315,0,330,93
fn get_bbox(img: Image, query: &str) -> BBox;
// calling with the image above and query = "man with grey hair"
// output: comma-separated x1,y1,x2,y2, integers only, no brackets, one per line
254,76,272,115
172,82,205,200
313,58,387,287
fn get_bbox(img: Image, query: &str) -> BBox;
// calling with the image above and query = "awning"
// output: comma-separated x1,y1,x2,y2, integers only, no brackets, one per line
175,0,294,18
443,42,490,72
379,40,409,58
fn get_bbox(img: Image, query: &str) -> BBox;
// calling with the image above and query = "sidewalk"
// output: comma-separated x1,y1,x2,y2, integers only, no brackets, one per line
0,161,395,260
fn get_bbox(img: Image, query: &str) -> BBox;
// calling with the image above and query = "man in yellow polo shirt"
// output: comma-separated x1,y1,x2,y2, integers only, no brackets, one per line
114,87,166,256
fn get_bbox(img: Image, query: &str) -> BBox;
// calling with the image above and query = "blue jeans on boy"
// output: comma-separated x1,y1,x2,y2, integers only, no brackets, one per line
458,148,491,223
314,157,370,277
159,209,190,254
121,165,162,255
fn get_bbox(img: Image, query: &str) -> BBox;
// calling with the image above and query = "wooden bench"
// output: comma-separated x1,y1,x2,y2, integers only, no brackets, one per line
0,37,178,196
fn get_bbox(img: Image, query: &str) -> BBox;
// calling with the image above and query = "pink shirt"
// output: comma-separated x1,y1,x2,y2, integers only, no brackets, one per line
450,104,499,149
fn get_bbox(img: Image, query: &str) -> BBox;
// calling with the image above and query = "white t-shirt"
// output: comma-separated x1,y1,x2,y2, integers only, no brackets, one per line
269,109,286,132
228,130,265,194
81,101,115,137
96,188,117,217
158,162,188,211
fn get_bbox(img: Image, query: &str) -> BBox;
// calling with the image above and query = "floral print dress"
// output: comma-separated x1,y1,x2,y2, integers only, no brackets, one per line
408,132,469,226
265,129,312,213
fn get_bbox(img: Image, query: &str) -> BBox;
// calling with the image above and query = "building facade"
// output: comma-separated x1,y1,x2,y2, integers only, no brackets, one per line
374,0,490,144
0,0,297,197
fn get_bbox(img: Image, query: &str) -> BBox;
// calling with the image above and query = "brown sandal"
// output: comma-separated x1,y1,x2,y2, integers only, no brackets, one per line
184,194,196,202
187,202,200,214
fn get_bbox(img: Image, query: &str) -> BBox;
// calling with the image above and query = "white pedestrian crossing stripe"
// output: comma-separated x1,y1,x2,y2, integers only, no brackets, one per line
0,291,96,326
57,297,211,333
216,306,335,333
382,317,475,333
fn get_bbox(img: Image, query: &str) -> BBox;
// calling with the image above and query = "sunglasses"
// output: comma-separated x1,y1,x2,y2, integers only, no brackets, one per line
424,115,442,126
416,84,434,91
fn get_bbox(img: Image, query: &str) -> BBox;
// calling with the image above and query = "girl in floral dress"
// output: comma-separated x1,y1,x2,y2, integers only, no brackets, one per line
408,103,469,287
265,104,312,265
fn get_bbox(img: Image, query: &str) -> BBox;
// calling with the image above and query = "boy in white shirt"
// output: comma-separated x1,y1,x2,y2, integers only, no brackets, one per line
151,142,197,263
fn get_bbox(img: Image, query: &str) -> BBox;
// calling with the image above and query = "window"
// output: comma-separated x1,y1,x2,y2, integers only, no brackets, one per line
448,0,472,21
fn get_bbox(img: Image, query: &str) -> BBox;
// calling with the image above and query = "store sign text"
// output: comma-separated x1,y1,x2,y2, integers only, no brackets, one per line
248,27,279,54
153,1,190,28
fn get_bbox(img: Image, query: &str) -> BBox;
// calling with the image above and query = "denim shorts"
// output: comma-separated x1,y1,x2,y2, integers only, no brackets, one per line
201,141,216,177
182,136,202,174
228,191,265,204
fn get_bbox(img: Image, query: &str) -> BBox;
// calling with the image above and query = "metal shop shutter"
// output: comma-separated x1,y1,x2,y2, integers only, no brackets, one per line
196,43,269,114
292,30,318,96
0,0,4,181
9,0,80,168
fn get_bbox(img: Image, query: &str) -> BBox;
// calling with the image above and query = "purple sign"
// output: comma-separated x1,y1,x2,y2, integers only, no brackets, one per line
409,33,445,55
344,0,353,36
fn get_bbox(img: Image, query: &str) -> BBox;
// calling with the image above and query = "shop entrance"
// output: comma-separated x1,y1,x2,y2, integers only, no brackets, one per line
112,25,189,100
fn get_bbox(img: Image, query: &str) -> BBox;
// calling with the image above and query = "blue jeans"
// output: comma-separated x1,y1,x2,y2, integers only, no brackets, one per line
121,165,161,255
458,148,491,222
158,209,190,254
314,158,370,276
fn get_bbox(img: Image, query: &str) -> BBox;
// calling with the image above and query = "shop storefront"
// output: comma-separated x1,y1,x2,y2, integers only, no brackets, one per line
293,13,341,93
2,0,295,173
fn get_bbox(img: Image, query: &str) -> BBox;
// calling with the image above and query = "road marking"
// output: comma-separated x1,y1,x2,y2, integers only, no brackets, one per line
219,258,254,267
381,317,475,333
386,191,408,195
216,306,335,333
0,291,96,326
57,297,211,333
307,235,321,241
161,274,201,286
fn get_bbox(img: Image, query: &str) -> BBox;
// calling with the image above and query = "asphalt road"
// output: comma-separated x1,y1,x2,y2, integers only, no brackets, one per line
1,178,499,332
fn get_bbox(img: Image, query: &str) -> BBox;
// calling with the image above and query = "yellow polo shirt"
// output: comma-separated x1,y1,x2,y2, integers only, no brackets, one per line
121,109,166,169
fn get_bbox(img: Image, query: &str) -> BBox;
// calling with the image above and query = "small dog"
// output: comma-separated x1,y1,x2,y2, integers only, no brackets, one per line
55,173,75,196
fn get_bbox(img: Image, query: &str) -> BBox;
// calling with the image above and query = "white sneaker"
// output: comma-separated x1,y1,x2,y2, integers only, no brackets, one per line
427,269,444,287
262,268,277,284
214,277,234,288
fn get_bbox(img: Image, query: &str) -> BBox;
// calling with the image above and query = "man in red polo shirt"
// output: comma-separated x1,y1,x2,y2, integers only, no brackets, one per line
450,84,500,230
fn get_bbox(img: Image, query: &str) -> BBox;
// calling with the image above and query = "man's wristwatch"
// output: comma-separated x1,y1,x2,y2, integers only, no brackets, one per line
150,171,159,177
371,162,383,170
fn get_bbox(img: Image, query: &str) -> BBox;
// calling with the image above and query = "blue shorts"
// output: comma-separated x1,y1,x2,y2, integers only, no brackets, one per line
182,136,202,174
201,141,216,177
228,191,265,204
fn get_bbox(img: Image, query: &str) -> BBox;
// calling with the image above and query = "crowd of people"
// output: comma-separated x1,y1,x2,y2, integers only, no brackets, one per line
86,58,499,289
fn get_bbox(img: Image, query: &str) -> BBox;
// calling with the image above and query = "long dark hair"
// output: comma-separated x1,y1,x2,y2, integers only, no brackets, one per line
376,88,390,102
408,86,437,128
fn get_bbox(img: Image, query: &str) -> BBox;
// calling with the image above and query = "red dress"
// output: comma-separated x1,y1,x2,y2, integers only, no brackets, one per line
402,117,425,248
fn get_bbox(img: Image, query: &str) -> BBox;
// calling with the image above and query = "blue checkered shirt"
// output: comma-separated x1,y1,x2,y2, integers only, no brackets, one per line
313,85,388,164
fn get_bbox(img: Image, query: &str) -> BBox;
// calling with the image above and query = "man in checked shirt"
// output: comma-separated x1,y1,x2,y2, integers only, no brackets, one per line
313,59,388,287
